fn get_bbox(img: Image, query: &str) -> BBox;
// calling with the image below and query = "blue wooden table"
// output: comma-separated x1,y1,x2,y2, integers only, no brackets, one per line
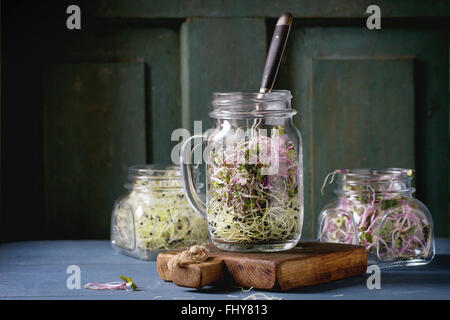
0,239,449,300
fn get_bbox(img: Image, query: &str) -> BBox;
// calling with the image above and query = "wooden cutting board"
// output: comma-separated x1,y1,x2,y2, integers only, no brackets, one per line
157,241,367,291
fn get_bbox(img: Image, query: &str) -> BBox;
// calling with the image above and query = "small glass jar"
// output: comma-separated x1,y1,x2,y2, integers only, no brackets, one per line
318,168,435,268
111,165,209,260
181,90,304,252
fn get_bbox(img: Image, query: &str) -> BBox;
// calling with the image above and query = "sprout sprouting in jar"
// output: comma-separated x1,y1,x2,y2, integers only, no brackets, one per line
111,166,209,258
319,169,433,262
206,126,302,245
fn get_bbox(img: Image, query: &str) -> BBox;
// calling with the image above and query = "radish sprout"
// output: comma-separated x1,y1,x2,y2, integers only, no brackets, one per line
319,169,432,261
207,127,301,244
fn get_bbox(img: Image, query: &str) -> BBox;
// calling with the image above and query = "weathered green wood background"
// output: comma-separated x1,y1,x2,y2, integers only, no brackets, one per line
1,0,449,240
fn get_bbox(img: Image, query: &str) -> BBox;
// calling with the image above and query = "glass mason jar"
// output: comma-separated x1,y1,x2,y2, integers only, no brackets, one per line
317,168,435,267
111,165,209,260
181,90,303,252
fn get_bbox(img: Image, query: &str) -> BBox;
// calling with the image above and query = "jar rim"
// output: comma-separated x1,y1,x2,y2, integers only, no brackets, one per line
338,168,414,184
125,164,201,191
128,164,181,179
210,90,296,119
334,168,415,196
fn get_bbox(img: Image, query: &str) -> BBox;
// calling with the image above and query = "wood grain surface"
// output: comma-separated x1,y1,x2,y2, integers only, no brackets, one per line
157,241,367,291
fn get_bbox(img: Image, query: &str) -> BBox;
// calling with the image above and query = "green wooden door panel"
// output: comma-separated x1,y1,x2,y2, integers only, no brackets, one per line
60,27,181,164
181,18,267,131
43,63,146,239
279,27,448,237
310,58,415,236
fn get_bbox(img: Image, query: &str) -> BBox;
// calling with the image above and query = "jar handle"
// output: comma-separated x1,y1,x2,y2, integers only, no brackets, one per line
180,135,207,219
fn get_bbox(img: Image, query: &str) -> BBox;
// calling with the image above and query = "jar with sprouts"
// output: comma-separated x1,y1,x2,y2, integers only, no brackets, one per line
318,168,434,267
181,91,303,252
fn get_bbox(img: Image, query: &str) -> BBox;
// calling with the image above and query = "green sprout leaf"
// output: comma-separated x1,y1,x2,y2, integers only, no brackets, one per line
120,275,138,290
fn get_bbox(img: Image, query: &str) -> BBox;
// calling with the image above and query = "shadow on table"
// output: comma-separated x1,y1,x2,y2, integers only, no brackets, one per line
184,254,450,295
285,254,450,295
284,275,367,294
183,275,369,295
185,283,246,295
429,254,450,269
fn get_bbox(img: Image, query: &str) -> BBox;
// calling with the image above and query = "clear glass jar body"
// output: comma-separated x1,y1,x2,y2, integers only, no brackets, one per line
111,165,209,260
318,169,435,268
181,91,304,252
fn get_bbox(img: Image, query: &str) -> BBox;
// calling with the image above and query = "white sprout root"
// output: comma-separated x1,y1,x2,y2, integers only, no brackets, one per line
243,293,283,300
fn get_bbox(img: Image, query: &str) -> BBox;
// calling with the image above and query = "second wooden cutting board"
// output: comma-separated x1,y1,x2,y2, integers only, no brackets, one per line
157,241,367,291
